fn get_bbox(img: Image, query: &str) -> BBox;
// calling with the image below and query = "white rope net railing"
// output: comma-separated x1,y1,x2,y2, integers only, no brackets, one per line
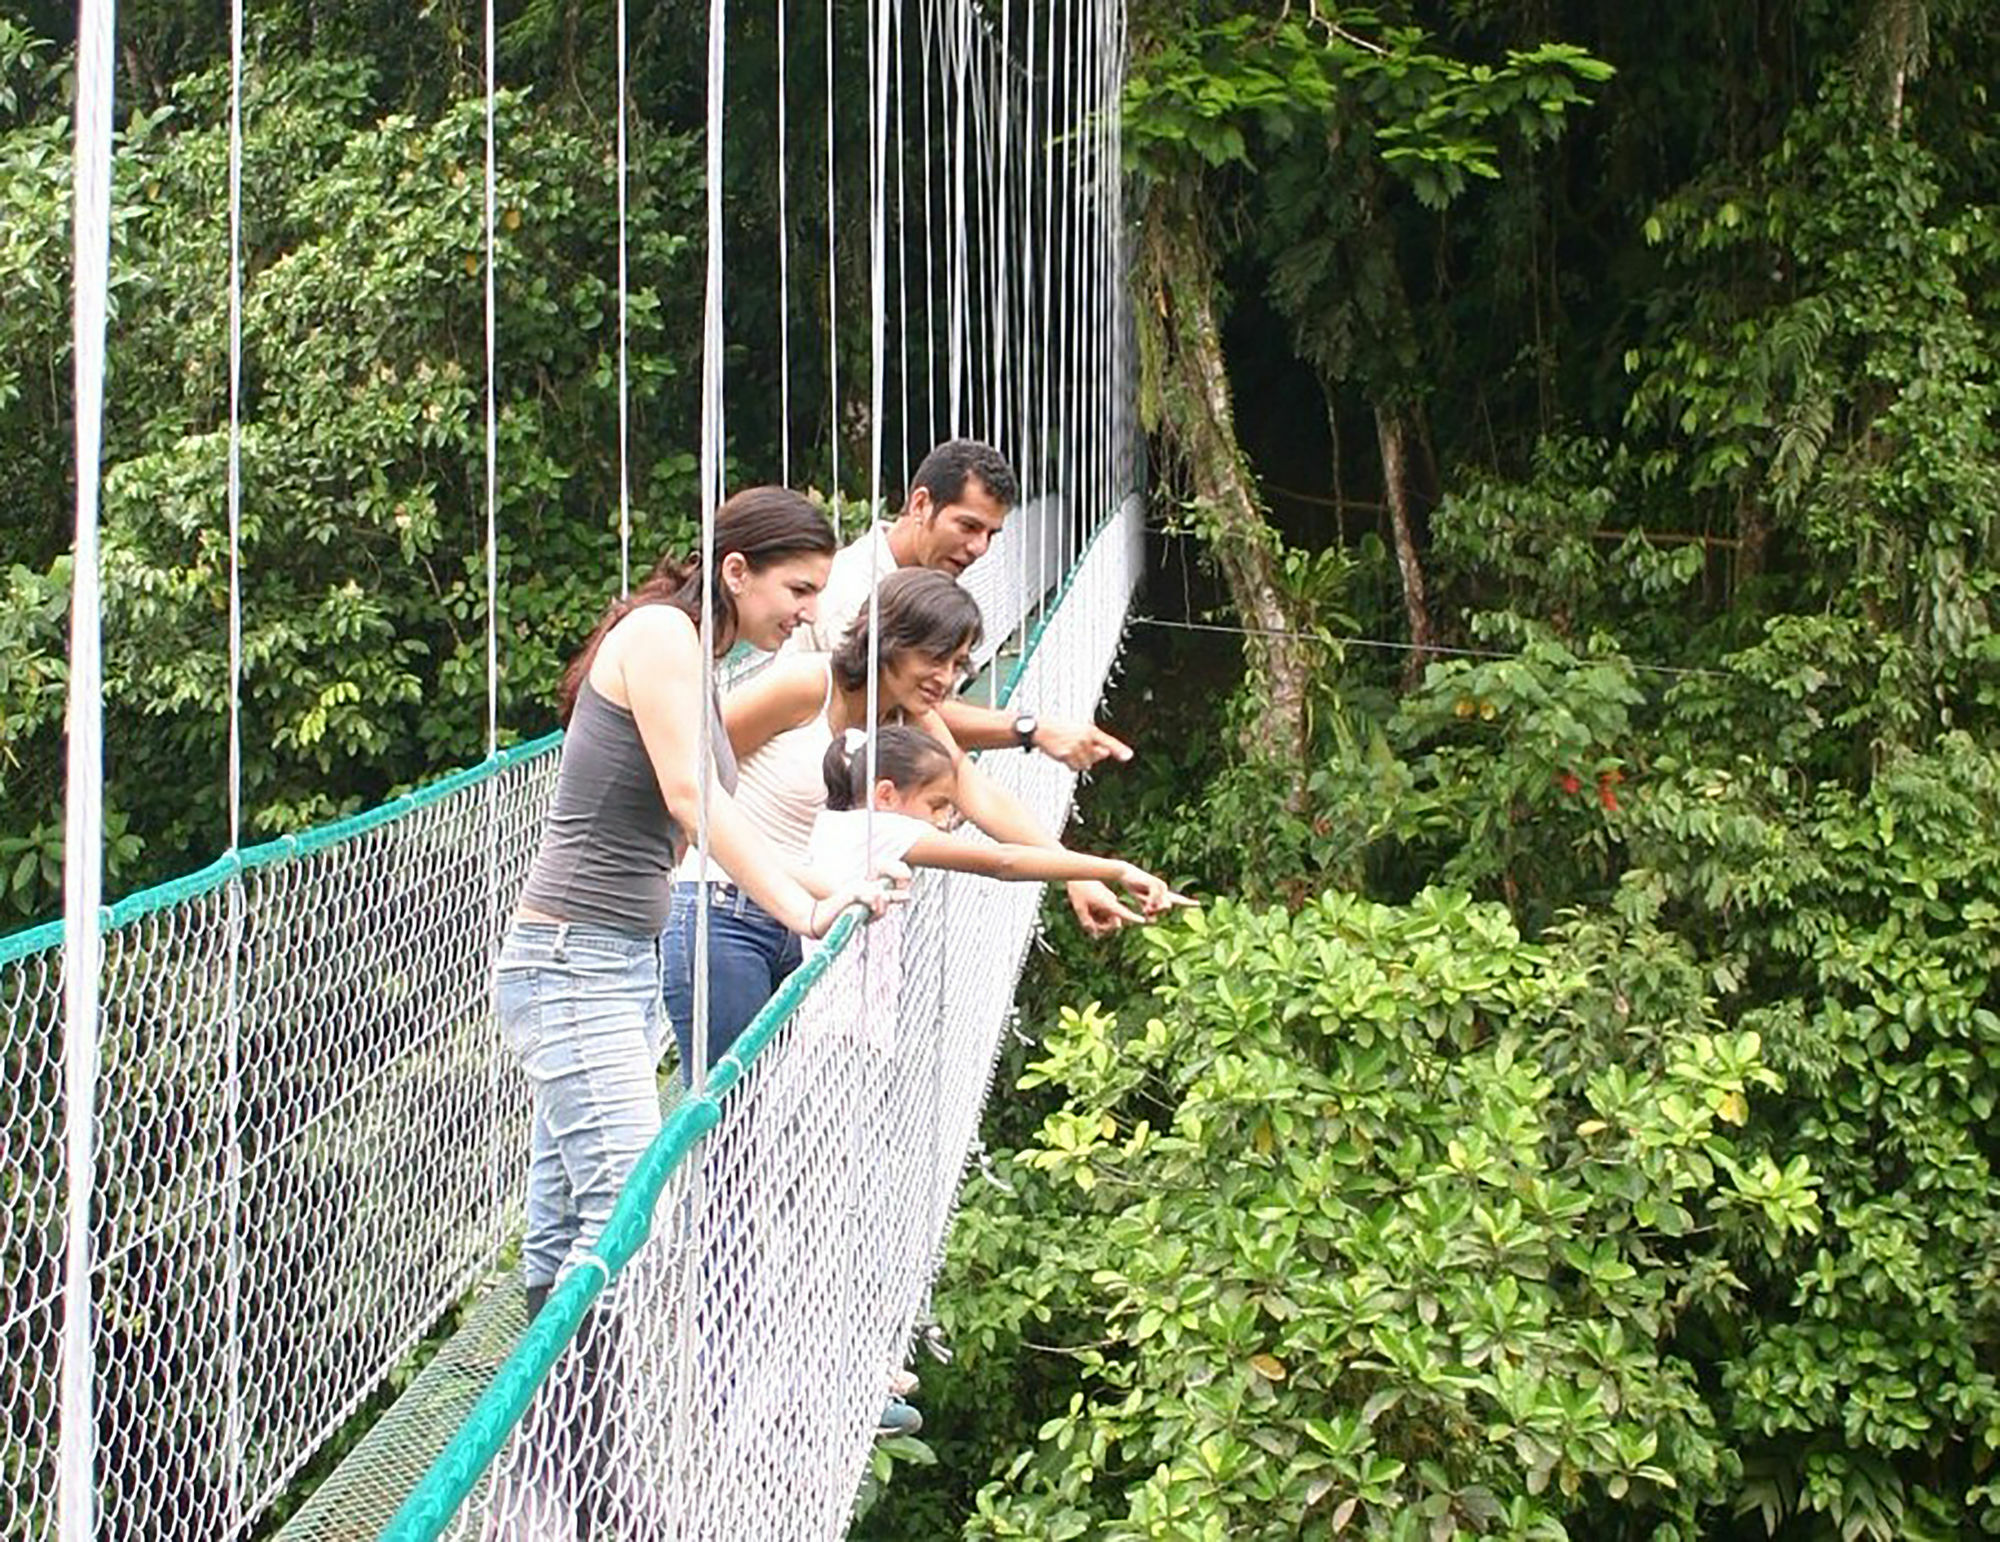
2,745,558,1540
1,489,1131,1541
18,0,1137,1536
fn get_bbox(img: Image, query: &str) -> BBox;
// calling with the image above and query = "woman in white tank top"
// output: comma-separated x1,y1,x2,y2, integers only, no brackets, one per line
662,568,984,1077
662,566,1155,1074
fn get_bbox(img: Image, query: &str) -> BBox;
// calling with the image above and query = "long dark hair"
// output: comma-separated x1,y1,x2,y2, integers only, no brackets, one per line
821,725,956,812
830,568,985,693
558,486,835,722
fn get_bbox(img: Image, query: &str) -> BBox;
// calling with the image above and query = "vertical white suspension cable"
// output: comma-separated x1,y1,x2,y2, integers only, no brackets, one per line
1066,6,1089,581
946,2,968,436
616,0,631,594
866,0,891,537
965,41,991,443
1053,1,1078,612
917,0,939,449
59,2,114,1537
1104,3,1121,520
1119,1,1134,496
964,35,999,704
1036,0,1057,632
226,13,245,849
678,0,726,1494
824,0,841,513
484,0,500,757
1085,2,1103,545
692,0,727,1093
987,25,1007,450
777,0,793,481
1114,0,1133,499
966,21,987,444
1016,0,1035,628
1073,1,1092,570
1103,3,1118,523
1107,4,1123,514
993,1,1012,465
222,0,248,1519
1018,2,1038,489
997,12,1016,458
1090,3,1107,557
1104,7,1118,518
862,0,892,1167
892,0,911,485
480,0,508,1276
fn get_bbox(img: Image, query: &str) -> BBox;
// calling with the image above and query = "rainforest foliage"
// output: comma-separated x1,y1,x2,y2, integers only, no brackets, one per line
8,1,2000,1538
0,0,863,907
860,2,2000,1540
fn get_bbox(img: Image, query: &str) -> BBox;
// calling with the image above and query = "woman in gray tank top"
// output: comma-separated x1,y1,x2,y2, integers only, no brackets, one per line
495,487,881,1326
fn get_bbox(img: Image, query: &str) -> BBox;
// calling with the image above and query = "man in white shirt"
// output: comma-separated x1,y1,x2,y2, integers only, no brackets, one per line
792,438,1133,770
792,438,1142,934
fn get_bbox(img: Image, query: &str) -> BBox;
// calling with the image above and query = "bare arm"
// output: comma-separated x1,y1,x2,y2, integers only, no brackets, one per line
721,654,830,762
936,697,1134,772
903,832,1122,885
611,610,849,936
917,709,1147,935
920,709,1058,849
902,832,1190,914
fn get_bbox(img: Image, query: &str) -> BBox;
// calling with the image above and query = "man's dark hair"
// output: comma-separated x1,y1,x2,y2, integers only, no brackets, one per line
908,438,1019,514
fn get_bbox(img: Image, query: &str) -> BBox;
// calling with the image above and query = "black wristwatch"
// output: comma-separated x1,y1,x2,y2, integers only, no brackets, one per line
1012,711,1039,751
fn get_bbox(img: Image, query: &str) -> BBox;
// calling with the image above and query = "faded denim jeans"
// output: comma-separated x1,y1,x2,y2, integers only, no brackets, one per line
495,920,665,1290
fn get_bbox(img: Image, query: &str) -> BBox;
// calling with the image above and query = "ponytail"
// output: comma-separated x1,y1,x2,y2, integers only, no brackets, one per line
821,725,955,811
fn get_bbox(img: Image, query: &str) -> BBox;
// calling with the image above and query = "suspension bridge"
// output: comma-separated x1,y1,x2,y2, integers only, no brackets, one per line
8,0,1138,1537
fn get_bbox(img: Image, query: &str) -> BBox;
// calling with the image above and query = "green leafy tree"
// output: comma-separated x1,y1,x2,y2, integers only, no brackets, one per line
0,34,705,919
943,893,1816,1540
1124,3,1609,783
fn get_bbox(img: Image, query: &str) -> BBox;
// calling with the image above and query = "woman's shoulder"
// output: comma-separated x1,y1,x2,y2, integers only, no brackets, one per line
728,652,833,715
609,601,698,649
591,602,700,704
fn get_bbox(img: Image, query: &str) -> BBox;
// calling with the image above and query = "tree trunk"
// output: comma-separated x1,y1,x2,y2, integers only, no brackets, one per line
1872,0,1923,135
1375,403,1436,686
1735,495,1770,591
1134,183,1316,786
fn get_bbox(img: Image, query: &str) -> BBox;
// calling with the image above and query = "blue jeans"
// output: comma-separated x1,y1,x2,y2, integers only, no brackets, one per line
495,920,665,1290
660,881,803,1085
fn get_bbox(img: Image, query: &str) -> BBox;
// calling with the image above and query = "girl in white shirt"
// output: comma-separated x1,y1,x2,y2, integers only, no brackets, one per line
810,725,1184,921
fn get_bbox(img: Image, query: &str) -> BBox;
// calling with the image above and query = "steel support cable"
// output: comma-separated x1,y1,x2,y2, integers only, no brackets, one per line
59,0,115,1534
947,0,969,436
825,0,842,509
616,0,632,594
223,0,249,1521
777,0,793,482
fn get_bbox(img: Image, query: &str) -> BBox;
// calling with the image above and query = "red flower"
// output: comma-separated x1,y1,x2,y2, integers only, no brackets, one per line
1598,768,1623,812
1556,771,1582,796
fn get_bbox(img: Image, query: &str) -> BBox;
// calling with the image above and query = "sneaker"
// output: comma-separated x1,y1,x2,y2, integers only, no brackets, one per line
886,1368,920,1399
876,1397,923,1439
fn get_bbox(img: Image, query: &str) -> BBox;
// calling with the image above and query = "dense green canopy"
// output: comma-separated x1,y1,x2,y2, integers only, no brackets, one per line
7,2,2000,1537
